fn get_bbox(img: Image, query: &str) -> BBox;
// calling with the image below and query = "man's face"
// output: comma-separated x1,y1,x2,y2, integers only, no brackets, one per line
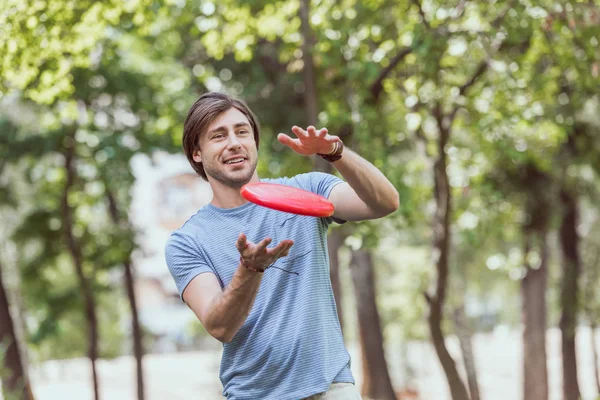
193,107,258,187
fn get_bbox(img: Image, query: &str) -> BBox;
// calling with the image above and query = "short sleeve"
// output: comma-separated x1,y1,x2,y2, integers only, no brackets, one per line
292,172,347,225
291,172,343,197
165,231,214,301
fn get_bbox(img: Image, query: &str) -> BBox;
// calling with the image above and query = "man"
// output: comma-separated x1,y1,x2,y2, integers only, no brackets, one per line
165,92,399,399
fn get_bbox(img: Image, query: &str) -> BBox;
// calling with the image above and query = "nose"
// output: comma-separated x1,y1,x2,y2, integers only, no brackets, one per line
226,131,242,150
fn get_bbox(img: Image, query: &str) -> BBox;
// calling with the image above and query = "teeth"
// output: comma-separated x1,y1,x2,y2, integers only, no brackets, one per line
225,158,244,164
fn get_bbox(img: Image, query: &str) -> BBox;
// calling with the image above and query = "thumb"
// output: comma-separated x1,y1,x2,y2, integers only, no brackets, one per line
278,133,307,155
236,233,249,254
277,133,299,148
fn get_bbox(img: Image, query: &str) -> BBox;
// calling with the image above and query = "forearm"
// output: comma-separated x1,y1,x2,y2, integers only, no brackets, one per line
332,147,399,214
204,264,263,343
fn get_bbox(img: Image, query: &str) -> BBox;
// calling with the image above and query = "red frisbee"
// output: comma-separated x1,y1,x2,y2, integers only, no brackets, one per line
240,182,335,217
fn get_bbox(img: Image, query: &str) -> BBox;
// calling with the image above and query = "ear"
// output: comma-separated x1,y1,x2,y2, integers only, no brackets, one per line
192,148,202,163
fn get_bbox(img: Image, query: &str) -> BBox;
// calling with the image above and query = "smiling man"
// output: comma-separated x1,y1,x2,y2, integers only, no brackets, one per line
165,92,399,400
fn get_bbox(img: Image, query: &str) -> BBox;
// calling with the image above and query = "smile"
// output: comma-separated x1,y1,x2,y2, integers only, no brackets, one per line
224,158,245,165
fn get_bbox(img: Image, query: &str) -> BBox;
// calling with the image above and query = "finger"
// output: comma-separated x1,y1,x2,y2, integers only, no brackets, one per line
306,126,317,137
277,133,301,150
236,233,249,254
281,241,295,257
324,135,341,143
278,134,309,155
317,128,328,138
291,126,308,138
271,239,292,254
282,241,294,257
255,237,272,253
267,240,288,257
276,240,295,257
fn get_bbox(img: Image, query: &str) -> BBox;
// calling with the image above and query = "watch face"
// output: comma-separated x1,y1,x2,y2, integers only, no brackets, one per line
156,173,212,230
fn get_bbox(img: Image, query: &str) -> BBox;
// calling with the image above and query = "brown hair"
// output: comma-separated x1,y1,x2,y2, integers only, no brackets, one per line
182,92,260,180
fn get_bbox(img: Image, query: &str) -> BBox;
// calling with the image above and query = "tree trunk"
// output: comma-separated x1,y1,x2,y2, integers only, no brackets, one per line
591,322,600,396
122,261,144,400
61,134,100,400
349,249,396,400
299,0,319,134
425,118,470,400
521,230,549,400
0,260,32,400
299,0,345,333
583,231,600,397
452,306,480,400
517,164,551,400
106,190,145,400
558,189,581,400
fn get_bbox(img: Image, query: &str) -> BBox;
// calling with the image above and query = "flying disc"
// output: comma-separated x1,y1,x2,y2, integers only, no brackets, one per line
240,182,335,217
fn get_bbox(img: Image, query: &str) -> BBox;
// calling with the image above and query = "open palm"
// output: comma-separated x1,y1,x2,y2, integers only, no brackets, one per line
277,126,340,156
236,233,293,271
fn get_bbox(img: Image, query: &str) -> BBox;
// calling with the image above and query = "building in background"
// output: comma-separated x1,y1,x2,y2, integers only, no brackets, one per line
130,152,212,352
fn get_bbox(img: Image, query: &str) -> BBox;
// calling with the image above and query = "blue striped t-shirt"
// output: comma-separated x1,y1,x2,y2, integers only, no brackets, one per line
165,172,354,399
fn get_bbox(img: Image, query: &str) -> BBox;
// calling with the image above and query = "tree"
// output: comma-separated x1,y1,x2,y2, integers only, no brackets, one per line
544,10,599,398
394,1,519,397
60,129,101,400
558,157,582,400
298,0,346,331
583,219,600,397
2,2,198,396
519,166,552,400
451,286,480,400
508,5,600,397
349,248,397,400
0,0,153,104
105,188,145,400
423,101,470,400
0,260,33,400
0,120,35,400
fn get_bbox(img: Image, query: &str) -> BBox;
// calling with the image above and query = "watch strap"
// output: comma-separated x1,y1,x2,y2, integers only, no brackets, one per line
317,140,344,162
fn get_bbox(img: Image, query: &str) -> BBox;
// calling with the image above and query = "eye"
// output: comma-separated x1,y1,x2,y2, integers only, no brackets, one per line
212,133,225,140
237,129,249,135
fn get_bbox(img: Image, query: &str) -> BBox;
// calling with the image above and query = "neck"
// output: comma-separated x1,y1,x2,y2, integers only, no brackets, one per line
209,173,260,209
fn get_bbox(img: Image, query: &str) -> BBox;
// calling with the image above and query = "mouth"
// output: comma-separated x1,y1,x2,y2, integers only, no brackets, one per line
223,157,247,166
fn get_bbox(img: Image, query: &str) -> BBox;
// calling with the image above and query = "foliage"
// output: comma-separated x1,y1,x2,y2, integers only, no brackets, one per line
0,1,599,396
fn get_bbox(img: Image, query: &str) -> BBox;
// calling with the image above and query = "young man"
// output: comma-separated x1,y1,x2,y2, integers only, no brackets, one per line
165,92,399,399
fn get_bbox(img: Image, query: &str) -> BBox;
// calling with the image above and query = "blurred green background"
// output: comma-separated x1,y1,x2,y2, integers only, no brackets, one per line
1,0,599,399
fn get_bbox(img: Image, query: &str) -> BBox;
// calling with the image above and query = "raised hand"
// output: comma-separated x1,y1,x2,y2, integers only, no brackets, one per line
277,125,341,156
236,233,294,272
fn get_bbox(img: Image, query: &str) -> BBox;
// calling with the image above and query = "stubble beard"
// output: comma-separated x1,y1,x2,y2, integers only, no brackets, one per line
205,158,258,188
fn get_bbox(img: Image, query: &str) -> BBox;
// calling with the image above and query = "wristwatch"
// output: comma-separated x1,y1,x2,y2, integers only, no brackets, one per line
317,140,344,162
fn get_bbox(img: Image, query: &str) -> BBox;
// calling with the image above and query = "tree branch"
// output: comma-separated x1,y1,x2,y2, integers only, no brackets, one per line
412,0,431,29
433,101,451,147
424,291,433,305
370,47,413,102
446,0,517,122
446,60,488,124
370,0,516,106
460,60,488,97
451,0,468,20
491,0,517,29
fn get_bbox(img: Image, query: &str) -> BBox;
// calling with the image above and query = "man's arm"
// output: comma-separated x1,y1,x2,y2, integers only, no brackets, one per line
183,234,293,343
184,263,263,343
278,126,399,222
328,147,399,221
